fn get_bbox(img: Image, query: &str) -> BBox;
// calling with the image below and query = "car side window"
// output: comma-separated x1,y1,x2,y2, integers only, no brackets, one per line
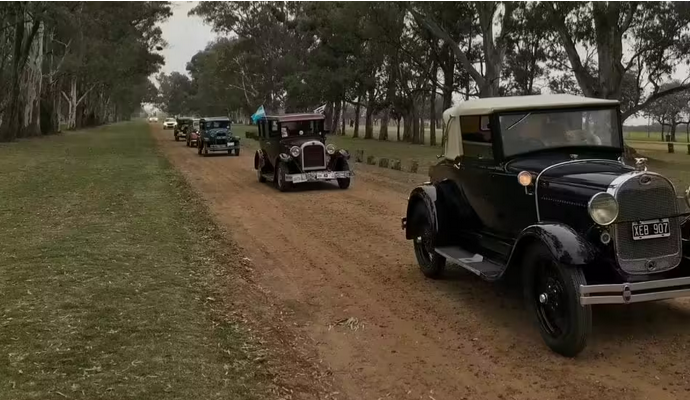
460,115,493,160
268,120,280,138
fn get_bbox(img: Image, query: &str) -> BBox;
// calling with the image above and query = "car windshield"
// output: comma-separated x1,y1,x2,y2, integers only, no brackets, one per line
499,108,621,157
165,118,175,122
205,120,229,129
280,120,323,137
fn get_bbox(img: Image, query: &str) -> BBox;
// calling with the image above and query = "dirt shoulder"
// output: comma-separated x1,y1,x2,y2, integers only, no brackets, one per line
154,125,690,400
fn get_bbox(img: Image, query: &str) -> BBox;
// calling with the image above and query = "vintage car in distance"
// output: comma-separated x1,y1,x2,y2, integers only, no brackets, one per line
174,116,194,142
196,116,241,156
401,94,690,357
253,113,352,191
162,117,176,130
185,118,200,148
148,116,158,123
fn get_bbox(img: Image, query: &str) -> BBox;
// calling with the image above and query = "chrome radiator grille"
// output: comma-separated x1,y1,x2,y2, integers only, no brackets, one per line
613,173,682,274
302,143,326,170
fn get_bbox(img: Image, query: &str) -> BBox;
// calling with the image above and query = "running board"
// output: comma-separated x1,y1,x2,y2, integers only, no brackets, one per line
435,246,506,281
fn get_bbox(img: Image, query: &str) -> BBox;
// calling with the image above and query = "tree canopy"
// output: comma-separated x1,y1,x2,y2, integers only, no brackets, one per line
158,1,690,144
0,1,170,141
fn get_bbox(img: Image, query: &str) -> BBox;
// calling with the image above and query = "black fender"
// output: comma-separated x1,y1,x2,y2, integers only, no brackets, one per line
404,184,440,240
507,223,598,271
328,151,350,171
254,149,266,170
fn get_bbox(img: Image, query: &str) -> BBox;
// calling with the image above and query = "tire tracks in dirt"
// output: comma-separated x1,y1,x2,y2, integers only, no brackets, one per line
153,126,690,400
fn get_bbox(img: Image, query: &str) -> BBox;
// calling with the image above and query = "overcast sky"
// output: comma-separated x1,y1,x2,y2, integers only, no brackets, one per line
159,1,216,76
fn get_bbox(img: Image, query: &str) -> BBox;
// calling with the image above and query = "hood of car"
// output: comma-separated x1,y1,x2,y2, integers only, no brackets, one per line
279,136,324,148
507,156,633,190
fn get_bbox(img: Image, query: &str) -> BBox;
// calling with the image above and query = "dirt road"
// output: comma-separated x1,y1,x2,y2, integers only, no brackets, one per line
153,127,690,400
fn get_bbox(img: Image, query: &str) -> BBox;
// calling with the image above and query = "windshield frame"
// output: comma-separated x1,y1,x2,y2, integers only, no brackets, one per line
494,105,623,159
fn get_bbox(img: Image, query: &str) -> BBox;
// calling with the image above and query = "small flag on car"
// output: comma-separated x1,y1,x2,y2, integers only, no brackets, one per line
251,105,265,122
313,104,326,114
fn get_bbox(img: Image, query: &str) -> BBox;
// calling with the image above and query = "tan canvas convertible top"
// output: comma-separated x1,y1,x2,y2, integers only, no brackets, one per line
441,94,620,160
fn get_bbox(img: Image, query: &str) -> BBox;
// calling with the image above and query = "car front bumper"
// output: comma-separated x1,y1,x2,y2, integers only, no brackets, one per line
580,274,690,305
205,143,239,152
286,170,352,183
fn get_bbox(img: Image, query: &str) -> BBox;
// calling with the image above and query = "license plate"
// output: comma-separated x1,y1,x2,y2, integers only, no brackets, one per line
227,142,234,147
210,145,224,150
316,172,334,179
632,218,671,240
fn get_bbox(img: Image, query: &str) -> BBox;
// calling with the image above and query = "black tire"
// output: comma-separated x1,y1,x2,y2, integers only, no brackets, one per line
522,244,592,357
197,141,202,155
275,161,290,192
203,142,209,157
235,149,240,156
175,135,179,142
337,161,351,189
411,202,445,278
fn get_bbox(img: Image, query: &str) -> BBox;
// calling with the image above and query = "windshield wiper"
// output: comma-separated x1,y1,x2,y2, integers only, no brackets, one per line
505,112,532,131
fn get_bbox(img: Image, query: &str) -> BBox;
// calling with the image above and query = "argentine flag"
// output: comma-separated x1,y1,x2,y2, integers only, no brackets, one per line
251,105,265,122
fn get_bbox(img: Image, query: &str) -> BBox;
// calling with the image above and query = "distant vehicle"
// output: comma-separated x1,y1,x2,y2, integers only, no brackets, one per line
197,117,241,156
253,113,352,191
174,117,194,141
148,116,158,123
401,94,690,357
162,118,176,130
186,118,200,148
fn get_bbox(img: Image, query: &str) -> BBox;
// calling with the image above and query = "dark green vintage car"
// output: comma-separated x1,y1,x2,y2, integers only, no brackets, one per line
196,117,241,156
174,117,194,142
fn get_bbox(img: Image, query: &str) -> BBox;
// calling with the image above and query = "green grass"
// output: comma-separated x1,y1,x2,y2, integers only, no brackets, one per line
0,123,269,400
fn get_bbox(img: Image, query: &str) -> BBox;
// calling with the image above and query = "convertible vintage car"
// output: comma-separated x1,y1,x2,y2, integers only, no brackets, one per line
401,94,690,357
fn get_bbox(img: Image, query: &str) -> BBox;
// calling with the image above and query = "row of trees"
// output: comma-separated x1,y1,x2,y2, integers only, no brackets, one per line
158,1,690,145
0,1,170,142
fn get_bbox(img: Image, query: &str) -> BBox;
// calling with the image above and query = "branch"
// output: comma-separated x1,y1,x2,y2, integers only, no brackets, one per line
622,83,690,121
409,8,485,88
76,84,97,105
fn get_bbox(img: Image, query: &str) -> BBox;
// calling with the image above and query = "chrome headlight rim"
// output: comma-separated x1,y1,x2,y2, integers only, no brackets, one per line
588,192,619,226
326,144,336,155
289,146,301,158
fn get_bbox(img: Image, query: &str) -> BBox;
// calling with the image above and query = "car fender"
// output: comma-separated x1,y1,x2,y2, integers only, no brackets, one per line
507,223,598,270
254,149,265,170
404,184,439,240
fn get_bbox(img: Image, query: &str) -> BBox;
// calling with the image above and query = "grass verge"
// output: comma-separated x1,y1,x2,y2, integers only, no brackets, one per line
0,122,270,400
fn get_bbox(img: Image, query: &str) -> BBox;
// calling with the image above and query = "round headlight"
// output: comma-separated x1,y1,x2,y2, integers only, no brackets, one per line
326,144,336,155
685,186,690,209
588,192,619,226
289,146,301,158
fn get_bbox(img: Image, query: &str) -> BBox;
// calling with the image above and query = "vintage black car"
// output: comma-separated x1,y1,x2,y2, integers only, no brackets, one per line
196,117,241,156
185,118,200,148
253,113,352,191
401,94,690,357
174,116,194,142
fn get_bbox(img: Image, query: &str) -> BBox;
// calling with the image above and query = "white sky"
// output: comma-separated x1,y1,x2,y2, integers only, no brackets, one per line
156,1,687,125
159,1,217,76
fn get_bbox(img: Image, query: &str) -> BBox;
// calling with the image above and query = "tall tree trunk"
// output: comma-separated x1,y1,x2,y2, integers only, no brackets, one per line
403,112,412,142
21,20,43,137
412,105,421,144
364,89,374,139
379,108,389,141
341,100,346,136
429,89,437,146
324,102,334,133
353,99,361,138
396,116,401,141
670,122,677,142
332,100,342,135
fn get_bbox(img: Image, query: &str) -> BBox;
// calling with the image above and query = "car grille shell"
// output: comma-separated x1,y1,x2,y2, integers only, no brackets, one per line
302,142,326,170
613,173,682,274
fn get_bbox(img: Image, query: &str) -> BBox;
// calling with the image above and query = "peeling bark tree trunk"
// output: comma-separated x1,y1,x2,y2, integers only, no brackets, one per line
21,21,43,137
